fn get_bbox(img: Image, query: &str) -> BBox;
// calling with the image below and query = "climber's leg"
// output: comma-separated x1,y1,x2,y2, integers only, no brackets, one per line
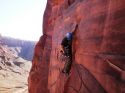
62,56,72,75
61,46,72,75
66,57,72,74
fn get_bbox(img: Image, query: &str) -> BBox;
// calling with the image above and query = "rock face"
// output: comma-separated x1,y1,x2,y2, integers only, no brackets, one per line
0,44,31,93
28,0,125,93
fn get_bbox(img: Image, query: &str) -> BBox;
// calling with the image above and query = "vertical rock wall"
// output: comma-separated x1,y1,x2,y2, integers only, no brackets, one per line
28,0,125,93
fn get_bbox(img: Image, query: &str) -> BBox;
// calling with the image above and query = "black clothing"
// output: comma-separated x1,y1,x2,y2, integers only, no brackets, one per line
61,37,72,75
61,37,71,47
62,56,72,75
61,37,72,56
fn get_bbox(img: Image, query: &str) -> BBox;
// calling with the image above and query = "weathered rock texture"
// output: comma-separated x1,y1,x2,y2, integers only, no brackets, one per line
0,44,31,93
28,0,125,93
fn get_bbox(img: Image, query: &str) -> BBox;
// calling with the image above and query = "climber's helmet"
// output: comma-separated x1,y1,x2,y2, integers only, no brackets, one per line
66,32,72,41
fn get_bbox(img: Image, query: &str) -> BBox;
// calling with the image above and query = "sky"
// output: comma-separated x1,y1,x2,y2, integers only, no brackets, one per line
0,0,47,41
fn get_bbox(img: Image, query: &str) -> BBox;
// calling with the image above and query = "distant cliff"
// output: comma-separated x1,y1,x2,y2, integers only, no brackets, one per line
1,36,36,61
29,0,125,93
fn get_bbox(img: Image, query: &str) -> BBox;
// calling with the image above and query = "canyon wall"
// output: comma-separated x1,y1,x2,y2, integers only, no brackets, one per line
1,36,36,61
28,0,125,93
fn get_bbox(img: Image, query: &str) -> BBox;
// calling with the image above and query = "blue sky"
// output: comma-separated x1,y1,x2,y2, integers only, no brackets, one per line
0,0,47,41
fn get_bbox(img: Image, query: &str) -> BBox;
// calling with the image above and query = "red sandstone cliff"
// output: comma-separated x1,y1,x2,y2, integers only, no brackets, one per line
28,0,125,93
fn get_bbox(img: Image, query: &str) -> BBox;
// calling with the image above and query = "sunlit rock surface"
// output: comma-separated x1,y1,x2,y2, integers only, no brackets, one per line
0,44,31,93
28,0,125,93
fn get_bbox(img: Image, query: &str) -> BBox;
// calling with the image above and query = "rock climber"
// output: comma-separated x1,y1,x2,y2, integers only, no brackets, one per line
60,32,73,75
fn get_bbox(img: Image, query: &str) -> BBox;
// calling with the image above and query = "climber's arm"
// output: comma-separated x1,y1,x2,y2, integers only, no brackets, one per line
60,37,67,53
60,45,64,53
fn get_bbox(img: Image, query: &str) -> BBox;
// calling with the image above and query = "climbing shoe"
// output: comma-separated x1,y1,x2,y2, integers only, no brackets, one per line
62,69,70,76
